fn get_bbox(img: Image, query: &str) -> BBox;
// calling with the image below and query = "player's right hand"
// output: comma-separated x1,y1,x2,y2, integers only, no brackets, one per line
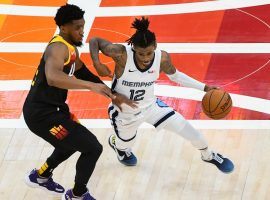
94,63,113,78
89,83,115,99
204,85,219,92
112,93,138,111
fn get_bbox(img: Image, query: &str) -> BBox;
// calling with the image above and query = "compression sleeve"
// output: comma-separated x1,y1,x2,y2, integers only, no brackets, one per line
74,63,104,84
167,70,205,91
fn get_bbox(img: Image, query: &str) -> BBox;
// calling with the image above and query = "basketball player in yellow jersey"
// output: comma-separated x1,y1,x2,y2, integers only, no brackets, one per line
23,4,136,200
89,17,234,173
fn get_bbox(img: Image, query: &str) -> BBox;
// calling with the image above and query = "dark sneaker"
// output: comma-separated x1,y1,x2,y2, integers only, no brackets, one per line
62,189,96,200
24,169,65,196
202,152,234,173
108,134,137,166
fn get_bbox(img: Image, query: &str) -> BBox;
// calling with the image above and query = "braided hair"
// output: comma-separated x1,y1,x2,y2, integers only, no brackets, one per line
126,17,156,48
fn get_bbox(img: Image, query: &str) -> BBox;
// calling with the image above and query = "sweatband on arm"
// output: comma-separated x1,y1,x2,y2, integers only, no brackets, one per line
167,70,205,91
74,63,104,84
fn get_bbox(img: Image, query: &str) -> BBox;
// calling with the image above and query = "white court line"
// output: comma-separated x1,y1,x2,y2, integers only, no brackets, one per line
0,0,269,16
0,118,269,129
0,57,35,68
96,0,270,16
236,8,270,29
1,42,270,53
155,85,270,114
0,80,269,115
221,59,270,87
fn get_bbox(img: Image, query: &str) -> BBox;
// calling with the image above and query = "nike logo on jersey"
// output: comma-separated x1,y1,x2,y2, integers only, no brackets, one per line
148,70,155,73
128,69,137,72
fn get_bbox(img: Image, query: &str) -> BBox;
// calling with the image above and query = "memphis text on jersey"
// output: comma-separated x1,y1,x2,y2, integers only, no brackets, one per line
122,80,155,87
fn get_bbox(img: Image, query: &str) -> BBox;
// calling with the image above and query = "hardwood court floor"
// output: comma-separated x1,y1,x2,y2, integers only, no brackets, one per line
0,128,269,200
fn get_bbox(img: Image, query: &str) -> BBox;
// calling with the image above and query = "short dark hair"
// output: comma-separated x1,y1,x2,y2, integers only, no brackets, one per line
54,4,85,27
126,17,156,48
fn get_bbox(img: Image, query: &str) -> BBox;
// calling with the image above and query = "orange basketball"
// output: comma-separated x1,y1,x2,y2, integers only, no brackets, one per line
202,89,232,119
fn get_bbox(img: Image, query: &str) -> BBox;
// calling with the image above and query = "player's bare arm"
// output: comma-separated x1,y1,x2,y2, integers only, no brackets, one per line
89,37,126,78
44,43,114,98
89,37,138,109
160,50,176,75
160,50,215,92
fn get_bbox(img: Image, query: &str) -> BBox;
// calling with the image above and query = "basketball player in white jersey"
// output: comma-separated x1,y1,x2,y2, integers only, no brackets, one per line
89,17,234,173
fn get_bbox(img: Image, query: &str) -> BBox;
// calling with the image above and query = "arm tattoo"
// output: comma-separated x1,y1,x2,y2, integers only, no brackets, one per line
102,43,124,58
161,51,176,75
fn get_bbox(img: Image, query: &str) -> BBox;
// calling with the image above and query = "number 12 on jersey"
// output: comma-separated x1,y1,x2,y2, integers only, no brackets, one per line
129,89,145,101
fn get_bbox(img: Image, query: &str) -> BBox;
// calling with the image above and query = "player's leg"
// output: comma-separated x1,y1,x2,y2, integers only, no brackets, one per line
23,113,75,196
25,148,75,195
163,113,234,173
57,119,102,199
39,148,75,177
24,112,101,199
162,112,212,158
147,98,234,173
108,105,141,166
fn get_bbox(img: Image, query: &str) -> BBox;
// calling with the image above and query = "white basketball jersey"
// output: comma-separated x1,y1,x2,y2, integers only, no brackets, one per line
112,45,161,114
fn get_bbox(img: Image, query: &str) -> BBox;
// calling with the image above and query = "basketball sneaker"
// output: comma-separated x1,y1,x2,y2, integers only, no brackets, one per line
62,189,96,200
202,152,234,173
24,169,65,195
108,134,137,166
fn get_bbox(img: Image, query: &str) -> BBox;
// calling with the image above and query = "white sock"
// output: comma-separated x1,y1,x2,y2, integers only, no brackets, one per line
200,147,213,160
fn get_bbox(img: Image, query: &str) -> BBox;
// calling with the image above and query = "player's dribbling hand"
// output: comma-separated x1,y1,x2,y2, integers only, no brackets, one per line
112,93,138,112
204,85,218,92
94,63,113,78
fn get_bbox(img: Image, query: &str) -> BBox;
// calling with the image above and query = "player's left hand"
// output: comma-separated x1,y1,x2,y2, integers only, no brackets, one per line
204,85,218,92
112,93,138,111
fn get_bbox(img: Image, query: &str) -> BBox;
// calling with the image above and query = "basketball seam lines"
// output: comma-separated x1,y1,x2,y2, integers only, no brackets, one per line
211,91,226,113
210,101,233,116
208,90,215,116
202,99,209,114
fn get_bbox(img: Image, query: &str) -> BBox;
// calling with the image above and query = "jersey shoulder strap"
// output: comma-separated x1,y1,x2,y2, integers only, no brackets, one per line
49,35,76,66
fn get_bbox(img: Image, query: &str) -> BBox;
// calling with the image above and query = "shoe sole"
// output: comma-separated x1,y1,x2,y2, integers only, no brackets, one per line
61,190,67,200
108,135,137,166
24,171,64,197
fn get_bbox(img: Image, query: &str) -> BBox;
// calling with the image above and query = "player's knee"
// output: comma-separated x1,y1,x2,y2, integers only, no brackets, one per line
95,142,103,157
164,114,187,133
88,141,103,159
